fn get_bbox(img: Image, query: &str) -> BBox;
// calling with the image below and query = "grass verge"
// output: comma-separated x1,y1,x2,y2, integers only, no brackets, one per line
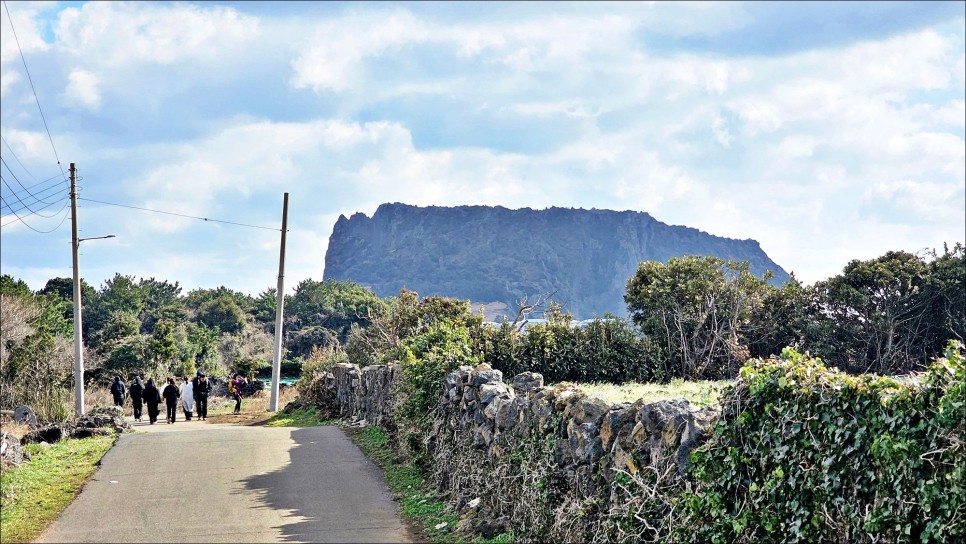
576,378,730,408
342,425,467,542
0,434,116,543
264,407,336,427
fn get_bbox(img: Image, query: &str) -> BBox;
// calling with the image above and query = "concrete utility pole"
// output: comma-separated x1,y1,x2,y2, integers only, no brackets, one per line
268,192,289,412
70,163,85,417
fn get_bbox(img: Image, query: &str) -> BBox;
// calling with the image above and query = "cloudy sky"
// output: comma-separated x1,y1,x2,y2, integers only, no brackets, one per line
1,1,964,297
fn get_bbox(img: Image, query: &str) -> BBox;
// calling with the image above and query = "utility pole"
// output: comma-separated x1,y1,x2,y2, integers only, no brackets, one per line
268,192,289,412
70,163,85,417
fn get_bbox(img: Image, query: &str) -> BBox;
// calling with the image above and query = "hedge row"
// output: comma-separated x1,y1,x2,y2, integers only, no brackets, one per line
678,341,965,543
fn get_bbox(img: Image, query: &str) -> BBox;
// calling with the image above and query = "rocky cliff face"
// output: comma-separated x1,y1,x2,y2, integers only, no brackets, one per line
323,203,789,319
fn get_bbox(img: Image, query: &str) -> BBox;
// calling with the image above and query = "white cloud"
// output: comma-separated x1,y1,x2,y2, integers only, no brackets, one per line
53,2,259,67
62,69,100,109
863,179,965,222
2,3,963,293
0,2,50,64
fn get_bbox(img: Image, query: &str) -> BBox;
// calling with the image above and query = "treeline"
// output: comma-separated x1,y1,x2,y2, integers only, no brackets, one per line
472,245,964,383
0,275,384,419
2,244,963,421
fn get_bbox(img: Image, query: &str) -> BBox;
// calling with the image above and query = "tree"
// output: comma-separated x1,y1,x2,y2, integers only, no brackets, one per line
0,289,73,422
1,274,33,297
85,274,146,343
284,279,387,357
253,288,278,327
197,295,247,334
184,286,253,314
920,244,965,354
39,276,96,306
807,249,959,374
625,256,771,379
104,335,149,378
809,251,927,373
138,277,186,333
187,322,222,376
745,274,810,359
96,310,142,350
149,319,178,372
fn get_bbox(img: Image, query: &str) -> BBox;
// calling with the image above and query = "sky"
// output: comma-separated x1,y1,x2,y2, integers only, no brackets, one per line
1,1,964,297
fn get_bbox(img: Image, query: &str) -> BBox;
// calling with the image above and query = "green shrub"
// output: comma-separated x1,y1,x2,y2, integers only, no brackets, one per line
679,341,965,543
483,309,662,384
296,345,349,406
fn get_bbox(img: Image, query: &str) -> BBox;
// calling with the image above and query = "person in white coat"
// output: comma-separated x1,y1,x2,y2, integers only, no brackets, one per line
179,376,195,421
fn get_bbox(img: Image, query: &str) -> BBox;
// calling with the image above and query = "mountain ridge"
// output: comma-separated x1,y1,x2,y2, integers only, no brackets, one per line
323,203,789,319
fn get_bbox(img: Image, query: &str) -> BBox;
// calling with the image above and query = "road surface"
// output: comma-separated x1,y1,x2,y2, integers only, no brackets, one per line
36,419,417,543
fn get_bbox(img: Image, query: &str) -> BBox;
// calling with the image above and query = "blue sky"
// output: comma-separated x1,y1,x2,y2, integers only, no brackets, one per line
1,1,964,297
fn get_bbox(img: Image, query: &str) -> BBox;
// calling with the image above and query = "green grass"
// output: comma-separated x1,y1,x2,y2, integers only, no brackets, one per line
575,378,731,408
0,434,116,543
343,425,469,542
263,407,334,427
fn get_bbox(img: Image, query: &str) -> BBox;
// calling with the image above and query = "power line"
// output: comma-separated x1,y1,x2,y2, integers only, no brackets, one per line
77,197,282,231
0,174,67,206
1,157,63,207
0,189,68,224
0,191,69,232
0,174,68,218
1,135,47,184
0,178,68,215
0,167,65,194
2,0,67,179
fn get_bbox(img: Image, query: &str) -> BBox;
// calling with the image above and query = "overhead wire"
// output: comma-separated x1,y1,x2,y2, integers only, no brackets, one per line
76,197,282,231
0,192,69,233
0,178,68,215
2,0,68,181
1,135,42,183
0,175,68,219
0,174,67,208
1,157,64,206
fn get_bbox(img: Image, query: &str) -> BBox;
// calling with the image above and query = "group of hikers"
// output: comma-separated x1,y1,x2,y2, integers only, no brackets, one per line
110,372,248,425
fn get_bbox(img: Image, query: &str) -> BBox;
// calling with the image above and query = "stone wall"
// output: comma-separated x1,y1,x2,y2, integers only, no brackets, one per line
317,363,402,426
316,361,716,541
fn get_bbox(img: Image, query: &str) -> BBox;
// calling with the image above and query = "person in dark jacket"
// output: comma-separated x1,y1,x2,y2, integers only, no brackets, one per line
162,377,180,424
192,371,212,421
110,375,126,407
143,378,162,425
229,374,246,415
129,376,144,422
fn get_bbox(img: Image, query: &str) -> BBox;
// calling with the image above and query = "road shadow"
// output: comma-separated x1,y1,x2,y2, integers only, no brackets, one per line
239,426,417,543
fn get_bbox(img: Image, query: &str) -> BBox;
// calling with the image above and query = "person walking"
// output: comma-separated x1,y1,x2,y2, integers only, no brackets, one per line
110,375,126,407
229,374,246,415
162,377,180,424
179,376,194,421
143,378,162,425
129,376,144,422
192,371,212,421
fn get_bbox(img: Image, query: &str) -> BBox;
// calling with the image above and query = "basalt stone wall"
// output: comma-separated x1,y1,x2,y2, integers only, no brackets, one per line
316,361,716,542
316,362,402,426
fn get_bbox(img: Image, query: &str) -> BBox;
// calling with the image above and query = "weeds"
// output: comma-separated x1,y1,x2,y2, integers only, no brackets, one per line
0,434,115,543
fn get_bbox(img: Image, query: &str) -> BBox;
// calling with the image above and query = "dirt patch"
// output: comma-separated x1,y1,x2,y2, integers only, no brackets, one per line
205,412,273,426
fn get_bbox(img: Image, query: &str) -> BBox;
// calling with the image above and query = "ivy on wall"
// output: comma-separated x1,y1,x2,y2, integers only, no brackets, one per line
679,341,965,543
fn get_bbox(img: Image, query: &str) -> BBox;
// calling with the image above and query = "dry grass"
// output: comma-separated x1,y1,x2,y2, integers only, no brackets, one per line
205,387,300,426
574,379,731,408
83,386,115,413
0,418,33,441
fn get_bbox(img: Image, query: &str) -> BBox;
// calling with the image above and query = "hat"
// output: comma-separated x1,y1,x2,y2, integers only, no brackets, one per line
197,370,204,377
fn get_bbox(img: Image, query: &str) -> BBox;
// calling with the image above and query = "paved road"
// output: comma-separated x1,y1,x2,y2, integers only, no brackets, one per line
37,419,417,543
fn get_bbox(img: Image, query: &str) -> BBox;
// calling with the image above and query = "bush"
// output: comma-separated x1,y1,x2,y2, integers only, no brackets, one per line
296,345,348,407
679,341,965,543
483,309,662,384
